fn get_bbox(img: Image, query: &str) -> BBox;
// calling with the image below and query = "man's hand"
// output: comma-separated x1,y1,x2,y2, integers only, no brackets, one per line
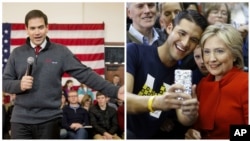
181,98,199,121
117,85,124,101
181,85,199,119
153,84,191,111
185,129,201,139
103,132,113,139
70,123,83,131
20,75,33,91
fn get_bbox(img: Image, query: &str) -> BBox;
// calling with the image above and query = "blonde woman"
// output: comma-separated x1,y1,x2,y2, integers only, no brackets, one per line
80,94,92,111
185,24,248,139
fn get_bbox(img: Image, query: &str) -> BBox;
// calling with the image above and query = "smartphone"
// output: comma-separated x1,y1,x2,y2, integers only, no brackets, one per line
174,69,192,95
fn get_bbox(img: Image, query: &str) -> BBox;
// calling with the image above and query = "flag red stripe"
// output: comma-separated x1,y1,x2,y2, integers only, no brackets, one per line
51,39,104,45
11,38,104,45
11,23,104,30
10,39,26,45
62,68,105,77
75,54,104,61
49,24,105,30
11,24,25,30
5,23,105,87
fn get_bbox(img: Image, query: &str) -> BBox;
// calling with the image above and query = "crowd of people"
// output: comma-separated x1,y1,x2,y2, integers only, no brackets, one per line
126,2,248,139
3,75,124,139
59,75,124,139
2,2,249,140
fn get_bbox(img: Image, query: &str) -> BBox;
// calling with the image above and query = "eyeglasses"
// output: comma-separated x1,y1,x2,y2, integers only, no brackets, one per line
68,95,78,98
210,10,228,17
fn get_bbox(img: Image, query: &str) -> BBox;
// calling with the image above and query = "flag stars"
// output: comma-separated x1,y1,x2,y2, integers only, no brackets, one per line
4,29,9,34
4,49,8,53
2,23,11,73
4,58,8,63
4,39,9,44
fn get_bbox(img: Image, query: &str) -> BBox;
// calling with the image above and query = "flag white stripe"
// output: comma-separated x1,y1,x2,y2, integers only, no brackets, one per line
69,45,104,54
48,30,104,38
11,30,104,38
11,45,104,54
81,60,105,69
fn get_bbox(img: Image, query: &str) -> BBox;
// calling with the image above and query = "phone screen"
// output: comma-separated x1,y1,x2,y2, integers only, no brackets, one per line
174,69,192,95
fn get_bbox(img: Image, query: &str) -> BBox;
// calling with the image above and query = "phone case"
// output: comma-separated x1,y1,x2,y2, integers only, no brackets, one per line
174,69,192,95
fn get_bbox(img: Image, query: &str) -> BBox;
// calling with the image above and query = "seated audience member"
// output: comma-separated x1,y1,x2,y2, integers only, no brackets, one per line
60,92,68,109
4,94,16,139
3,103,8,139
89,92,121,139
77,83,94,103
185,24,248,139
60,92,68,139
192,45,209,84
117,100,124,139
109,74,121,104
116,99,124,107
106,96,118,110
62,90,89,139
112,74,121,86
80,94,93,111
62,79,74,98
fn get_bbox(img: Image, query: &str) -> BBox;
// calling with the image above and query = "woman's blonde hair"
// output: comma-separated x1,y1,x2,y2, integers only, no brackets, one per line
204,3,231,24
80,94,92,107
200,24,244,69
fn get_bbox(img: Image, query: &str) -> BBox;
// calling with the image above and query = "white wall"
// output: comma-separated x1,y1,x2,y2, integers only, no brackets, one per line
2,2,125,42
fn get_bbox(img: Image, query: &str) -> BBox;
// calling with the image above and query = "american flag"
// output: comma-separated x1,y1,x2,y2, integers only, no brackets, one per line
2,23,105,87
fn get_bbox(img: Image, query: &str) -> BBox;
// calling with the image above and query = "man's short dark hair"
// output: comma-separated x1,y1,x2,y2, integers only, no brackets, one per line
173,10,208,31
96,91,106,98
25,9,48,27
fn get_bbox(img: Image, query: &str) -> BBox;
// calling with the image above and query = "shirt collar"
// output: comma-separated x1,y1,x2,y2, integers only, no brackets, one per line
128,24,159,45
129,24,144,44
30,39,47,50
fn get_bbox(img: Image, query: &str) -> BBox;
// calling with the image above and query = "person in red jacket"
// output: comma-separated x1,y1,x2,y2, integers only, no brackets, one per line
185,24,248,139
117,99,124,139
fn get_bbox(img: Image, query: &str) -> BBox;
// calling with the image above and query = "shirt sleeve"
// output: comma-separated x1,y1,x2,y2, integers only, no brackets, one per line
62,46,119,99
127,42,140,76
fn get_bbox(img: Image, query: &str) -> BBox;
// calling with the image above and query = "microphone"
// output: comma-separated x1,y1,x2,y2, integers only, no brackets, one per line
26,57,34,76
